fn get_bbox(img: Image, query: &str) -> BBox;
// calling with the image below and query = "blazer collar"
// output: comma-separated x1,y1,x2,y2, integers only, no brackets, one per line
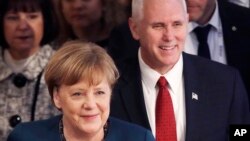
119,57,151,130
0,45,54,81
183,53,208,140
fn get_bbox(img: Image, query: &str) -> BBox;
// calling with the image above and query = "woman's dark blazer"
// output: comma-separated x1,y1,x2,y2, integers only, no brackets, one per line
7,115,155,141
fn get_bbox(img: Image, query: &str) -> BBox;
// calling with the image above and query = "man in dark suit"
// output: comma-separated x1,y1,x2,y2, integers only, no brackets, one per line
110,0,250,140
108,0,250,100
185,0,250,100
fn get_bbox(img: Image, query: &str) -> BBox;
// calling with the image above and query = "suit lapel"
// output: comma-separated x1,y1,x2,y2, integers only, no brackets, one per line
218,0,235,65
119,58,151,130
183,53,205,141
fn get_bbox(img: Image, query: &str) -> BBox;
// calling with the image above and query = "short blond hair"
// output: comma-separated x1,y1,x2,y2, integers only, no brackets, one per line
45,40,119,99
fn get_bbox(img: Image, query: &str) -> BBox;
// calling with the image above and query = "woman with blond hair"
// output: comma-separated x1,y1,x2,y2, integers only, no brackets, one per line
8,41,155,141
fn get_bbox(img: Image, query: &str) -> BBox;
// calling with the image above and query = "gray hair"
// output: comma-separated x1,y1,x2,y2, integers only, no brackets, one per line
131,0,187,22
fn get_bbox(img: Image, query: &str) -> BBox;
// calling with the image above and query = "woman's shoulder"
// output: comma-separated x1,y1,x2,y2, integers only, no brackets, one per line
109,117,147,131
7,115,61,141
106,117,155,141
17,115,60,130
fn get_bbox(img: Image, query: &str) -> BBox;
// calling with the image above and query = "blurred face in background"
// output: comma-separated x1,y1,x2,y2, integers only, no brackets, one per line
186,0,216,25
53,77,111,138
61,0,103,28
4,11,44,59
118,0,131,6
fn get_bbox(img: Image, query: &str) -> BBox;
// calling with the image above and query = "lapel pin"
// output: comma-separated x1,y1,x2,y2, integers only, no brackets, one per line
232,26,237,31
192,92,198,100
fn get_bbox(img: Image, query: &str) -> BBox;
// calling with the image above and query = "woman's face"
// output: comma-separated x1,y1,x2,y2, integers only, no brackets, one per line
54,77,111,137
4,11,44,55
61,0,103,28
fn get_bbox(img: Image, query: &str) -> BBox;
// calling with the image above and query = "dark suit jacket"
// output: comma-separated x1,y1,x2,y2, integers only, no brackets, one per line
110,53,250,141
217,0,250,96
107,0,250,99
7,115,155,141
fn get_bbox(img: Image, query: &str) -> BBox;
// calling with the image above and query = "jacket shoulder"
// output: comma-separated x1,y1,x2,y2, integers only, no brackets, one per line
183,53,238,73
106,117,155,141
7,115,61,141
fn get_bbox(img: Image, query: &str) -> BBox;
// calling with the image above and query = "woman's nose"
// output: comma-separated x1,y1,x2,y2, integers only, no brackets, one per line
83,95,96,110
17,19,30,30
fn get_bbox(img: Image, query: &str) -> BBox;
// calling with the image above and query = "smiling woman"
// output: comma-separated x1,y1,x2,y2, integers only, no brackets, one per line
7,40,155,141
0,0,59,140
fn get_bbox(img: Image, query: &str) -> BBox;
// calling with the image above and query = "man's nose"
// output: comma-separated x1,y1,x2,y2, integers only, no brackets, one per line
162,26,174,41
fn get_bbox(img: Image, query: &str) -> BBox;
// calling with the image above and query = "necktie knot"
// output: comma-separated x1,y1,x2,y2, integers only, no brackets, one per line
157,76,167,88
193,24,212,59
193,24,212,44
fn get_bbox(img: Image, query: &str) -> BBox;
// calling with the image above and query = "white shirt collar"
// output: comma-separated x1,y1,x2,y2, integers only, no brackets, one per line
165,53,183,94
138,48,183,94
139,48,160,91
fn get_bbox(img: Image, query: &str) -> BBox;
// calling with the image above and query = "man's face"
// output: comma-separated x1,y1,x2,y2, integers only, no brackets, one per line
186,0,216,24
129,0,188,74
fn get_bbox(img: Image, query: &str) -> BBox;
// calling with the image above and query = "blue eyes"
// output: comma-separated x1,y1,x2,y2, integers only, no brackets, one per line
152,22,183,29
72,91,105,97
96,91,105,95
72,92,82,96
152,24,164,29
174,22,182,26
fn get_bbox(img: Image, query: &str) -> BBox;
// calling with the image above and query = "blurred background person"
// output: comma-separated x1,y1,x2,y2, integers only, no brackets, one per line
0,0,59,140
8,41,155,141
118,0,132,18
185,0,250,104
228,0,249,8
53,0,126,49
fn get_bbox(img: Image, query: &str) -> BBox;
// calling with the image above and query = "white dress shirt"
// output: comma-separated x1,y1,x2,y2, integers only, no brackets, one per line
184,1,227,65
229,0,249,8
139,48,186,141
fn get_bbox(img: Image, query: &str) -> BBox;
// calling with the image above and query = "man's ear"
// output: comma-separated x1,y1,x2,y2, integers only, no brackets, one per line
128,17,140,40
186,13,190,22
53,87,62,109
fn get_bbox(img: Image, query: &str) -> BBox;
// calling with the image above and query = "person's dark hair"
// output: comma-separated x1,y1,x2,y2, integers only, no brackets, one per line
0,0,58,48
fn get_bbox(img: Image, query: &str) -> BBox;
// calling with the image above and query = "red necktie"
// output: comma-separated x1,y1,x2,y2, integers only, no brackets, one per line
156,76,177,141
